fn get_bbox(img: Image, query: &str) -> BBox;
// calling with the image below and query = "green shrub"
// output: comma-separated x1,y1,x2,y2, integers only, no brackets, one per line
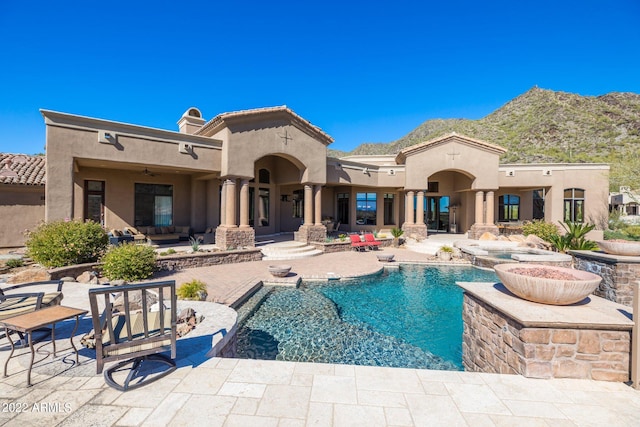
26,220,109,268
439,245,454,253
624,225,640,240
159,248,177,256
550,221,599,252
522,220,559,243
5,258,24,269
177,279,208,300
101,243,157,281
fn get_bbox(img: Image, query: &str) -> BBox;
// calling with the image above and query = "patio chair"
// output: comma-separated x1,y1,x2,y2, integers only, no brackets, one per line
0,280,64,343
363,233,381,250
349,234,367,251
86,280,177,391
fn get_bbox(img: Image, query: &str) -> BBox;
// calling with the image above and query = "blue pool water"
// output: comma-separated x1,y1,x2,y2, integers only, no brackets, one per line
236,265,497,370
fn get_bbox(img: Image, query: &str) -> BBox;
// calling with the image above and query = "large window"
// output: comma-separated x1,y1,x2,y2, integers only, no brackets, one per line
383,193,394,225
84,180,105,225
499,194,520,221
337,193,349,224
135,184,173,226
533,189,545,220
356,192,377,225
564,188,585,223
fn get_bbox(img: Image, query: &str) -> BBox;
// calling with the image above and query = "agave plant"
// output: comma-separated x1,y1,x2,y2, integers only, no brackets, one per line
550,221,598,252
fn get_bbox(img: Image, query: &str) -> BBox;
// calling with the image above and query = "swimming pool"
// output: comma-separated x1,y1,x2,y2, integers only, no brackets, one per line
235,265,497,370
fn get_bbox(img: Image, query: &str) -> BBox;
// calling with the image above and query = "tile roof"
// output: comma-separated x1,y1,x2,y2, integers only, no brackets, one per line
0,153,46,185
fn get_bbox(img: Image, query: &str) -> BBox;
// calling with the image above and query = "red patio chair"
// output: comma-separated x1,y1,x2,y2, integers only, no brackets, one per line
363,233,381,250
349,234,367,251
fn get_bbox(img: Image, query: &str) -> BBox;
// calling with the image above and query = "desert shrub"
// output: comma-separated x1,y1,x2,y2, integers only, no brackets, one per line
159,248,177,256
26,220,109,268
439,245,454,253
522,220,559,243
101,243,156,281
624,225,640,240
5,258,24,269
177,279,208,300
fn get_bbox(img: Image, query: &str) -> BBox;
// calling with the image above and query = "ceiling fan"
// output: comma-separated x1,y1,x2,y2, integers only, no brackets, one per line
142,168,158,177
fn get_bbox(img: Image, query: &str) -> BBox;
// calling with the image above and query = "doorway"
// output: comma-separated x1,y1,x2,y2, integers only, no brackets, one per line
426,196,450,232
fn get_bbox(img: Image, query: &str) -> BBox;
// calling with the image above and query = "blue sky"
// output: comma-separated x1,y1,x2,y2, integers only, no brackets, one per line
1,1,639,154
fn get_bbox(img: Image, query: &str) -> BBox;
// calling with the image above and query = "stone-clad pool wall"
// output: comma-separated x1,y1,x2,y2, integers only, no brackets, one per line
458,282,633,382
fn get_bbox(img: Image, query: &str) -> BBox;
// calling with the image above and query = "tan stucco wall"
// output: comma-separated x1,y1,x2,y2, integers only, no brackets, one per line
0,185,45,247
43,111,221,223
403,140,500,190
217,122,327,184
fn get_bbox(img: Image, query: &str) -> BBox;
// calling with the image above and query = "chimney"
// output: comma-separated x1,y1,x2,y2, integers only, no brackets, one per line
177,107,205,134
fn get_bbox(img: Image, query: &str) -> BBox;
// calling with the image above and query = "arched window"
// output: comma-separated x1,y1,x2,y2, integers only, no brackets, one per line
564,188,584,222
259,169,270,184
499,194,520,221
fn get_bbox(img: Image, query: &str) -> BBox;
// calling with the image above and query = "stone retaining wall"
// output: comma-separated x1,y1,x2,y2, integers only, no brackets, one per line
573,252,638,307
462,294,631,382
312,238,392,253
464,255,572,269
156,249,263,271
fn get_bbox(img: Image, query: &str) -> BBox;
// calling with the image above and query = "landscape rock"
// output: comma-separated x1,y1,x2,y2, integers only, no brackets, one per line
60,276,77,282
7,266,51,284
508,234,527,243
525,234,552,250
76,271,97,283
479,232,498,241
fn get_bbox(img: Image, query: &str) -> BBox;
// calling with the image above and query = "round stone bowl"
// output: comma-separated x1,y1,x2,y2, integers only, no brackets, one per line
268,265,292,277
493,263,602,305
596,240,640,256
376,253,395,262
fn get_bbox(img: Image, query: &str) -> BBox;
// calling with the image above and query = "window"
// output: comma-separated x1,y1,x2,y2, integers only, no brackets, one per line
533,189,545,220
259,169,270,184
356,192,377,225
427,182,439,193
292,190,304,218
258,188,270,226
564,188,584,223
337,193,349,224
499,194,520,221
135,184,173,226
84,180,105,225
384,193,394,225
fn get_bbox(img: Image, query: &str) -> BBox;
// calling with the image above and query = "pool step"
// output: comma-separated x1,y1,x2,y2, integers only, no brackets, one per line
405,240,447,256
261,241,323,260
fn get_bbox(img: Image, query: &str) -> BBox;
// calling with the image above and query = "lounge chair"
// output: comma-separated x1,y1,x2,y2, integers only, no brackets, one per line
363,233,381,250
123,227,147,243
86,280,177,391
349,234,367,251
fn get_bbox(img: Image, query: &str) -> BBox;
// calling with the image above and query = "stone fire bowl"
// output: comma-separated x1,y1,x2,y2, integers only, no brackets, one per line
493,263,602,305
268,265,292,277
376,253,395,262
596,240,640,256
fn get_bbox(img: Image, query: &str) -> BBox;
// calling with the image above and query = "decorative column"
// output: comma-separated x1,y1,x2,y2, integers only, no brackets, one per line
314,185,322,225
416,191,425,225
220,180,227,227
296,183,327,243
475,191,484,225
215,177,255,249
239,179,250,228
405,191,415,225
469,190,499,240
485,191,495,225
304,184,313,225
225,178,237,227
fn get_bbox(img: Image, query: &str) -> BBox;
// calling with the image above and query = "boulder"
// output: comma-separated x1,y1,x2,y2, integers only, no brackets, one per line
76,271,96,283
508,234,527,243
525,234,552,250
114,290,159,313
60,276,77,282
479,232,498,241
7,266,51,284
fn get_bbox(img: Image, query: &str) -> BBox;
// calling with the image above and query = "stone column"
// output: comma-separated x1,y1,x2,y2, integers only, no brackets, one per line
485,191,495,225
405,191,415,225
416,191,425,225
314,185,322,225
239,179,250,228
304,184,313,225
220,180,227,227
225,178,237,227
475,191,485,224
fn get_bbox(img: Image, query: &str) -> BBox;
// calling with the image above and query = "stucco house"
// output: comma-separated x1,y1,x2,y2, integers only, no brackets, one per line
0,106,609,248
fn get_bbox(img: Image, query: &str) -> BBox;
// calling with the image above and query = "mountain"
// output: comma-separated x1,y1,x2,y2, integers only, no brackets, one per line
330,87,640,191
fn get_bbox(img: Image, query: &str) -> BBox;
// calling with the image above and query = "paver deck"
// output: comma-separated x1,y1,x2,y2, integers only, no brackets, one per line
0,245,639,426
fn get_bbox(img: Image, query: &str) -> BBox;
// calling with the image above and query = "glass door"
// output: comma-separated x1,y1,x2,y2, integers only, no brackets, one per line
426,196,450,232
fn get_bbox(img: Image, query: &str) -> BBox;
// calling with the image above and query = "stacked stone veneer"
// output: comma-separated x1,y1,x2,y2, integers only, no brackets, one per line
296,225,326,243
156,249,262,271
465,256,572,270
573,252,638,307
215,227,255,250
462,294,631,382
402,224,427,241
468,224,499,240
